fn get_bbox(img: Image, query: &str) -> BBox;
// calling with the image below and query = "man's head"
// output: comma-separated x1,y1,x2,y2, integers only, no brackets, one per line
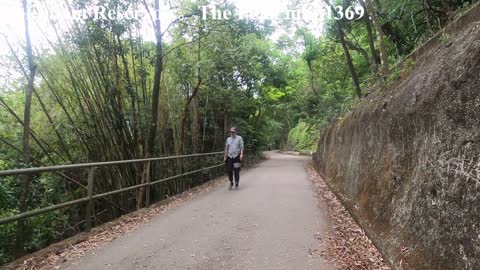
230,127,237,137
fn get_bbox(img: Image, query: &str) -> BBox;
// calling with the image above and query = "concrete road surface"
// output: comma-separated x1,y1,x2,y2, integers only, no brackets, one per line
59,152,328,270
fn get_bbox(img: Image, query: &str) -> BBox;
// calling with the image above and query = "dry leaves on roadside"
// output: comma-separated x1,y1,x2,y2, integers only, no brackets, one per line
306,163,390,270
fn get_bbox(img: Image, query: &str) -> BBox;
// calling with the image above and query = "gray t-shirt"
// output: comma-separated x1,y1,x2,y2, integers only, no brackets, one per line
226,135,244,158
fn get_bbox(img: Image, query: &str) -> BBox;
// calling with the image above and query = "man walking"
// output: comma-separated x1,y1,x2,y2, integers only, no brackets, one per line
224,127,244,190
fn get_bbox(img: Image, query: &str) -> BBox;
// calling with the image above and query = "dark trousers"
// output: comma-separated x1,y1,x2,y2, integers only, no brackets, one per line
226,155,241,185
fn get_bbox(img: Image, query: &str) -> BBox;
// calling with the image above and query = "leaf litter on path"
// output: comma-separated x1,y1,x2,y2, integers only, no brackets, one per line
306,162,390,270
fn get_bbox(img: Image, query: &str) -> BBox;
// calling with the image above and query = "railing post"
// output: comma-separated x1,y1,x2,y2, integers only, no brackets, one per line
145,161,151,208
85,167,96,232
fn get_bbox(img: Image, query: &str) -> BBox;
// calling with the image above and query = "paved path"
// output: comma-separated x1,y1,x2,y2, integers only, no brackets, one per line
60,152,328,270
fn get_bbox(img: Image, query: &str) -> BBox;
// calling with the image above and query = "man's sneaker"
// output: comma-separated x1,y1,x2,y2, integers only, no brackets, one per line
229,184,233,190
234,184,239,190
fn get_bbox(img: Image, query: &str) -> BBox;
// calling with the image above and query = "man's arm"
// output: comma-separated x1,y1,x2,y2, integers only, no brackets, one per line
240,137,244,160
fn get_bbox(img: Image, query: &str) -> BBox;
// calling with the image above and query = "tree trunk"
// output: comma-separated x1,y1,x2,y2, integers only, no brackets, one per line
179,34,203,154
323,0,362,98
15,0,36,257
360,0,380,73
307,61,320,98
337,23,362,99
145,0,163,159
139,0,163,209
192,97,200,154
179,78,202,154
301,31,320,98
201,88,209,153
223,113,228,141
344,39,373,71
366,0,389,75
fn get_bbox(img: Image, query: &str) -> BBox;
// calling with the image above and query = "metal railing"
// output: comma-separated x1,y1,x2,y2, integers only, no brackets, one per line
0,152,224,230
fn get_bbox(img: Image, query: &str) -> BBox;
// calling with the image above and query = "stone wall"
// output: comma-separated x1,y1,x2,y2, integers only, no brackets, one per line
314,5,480,269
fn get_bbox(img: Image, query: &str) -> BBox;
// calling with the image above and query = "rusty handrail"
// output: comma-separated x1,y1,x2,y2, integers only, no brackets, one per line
0,152,224,226
0,152,223,177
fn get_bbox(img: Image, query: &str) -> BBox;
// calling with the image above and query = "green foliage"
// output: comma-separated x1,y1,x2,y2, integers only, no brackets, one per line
374,0,476,56
27,211,69,252
287,121,318,151
0,222,16,265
